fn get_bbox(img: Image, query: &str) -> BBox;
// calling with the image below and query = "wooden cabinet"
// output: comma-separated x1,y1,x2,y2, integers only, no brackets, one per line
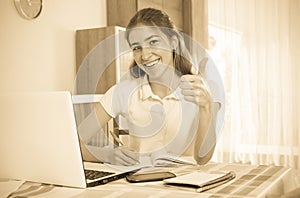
76,26,131,94
75,26,131,147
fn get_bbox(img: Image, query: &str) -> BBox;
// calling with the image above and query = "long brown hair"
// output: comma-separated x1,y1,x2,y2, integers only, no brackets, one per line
125,8,193,78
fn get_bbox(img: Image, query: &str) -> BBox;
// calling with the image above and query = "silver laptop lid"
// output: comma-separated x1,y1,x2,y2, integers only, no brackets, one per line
0,91,86,188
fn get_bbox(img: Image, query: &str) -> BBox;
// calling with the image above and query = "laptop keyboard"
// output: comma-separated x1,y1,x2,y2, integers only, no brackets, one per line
84,170,114,180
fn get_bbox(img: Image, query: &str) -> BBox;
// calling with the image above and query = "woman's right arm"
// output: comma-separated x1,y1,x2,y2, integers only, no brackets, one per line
79,102,112,162
80,102,139,165
94,102,113,129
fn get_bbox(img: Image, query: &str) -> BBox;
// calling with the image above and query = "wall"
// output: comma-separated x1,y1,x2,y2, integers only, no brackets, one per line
0,0,106,92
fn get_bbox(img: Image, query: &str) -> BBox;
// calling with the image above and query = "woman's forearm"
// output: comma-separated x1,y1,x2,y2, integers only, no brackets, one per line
194,102,219,165
79,140,101,162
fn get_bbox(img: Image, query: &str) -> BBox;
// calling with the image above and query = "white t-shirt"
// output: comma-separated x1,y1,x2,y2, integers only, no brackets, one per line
100,76,199,156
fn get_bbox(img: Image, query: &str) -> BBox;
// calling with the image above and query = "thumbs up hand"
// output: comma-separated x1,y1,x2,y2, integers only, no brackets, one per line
179,58,212,110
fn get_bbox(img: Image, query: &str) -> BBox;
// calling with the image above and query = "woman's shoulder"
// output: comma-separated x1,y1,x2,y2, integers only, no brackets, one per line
114,77,141,94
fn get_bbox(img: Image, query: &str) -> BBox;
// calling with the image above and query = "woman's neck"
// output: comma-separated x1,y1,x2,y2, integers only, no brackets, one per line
148,72,180,99
149,83,171,99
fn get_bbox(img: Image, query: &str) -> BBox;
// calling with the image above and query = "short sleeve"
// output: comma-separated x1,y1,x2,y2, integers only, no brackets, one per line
99,79,135,119
99,85,119,118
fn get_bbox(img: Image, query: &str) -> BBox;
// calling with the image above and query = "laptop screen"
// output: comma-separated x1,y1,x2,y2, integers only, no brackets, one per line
0,92,86,188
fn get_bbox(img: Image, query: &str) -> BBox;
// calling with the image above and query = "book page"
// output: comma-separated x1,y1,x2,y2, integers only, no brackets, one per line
104,153,195,171
151,153,196,167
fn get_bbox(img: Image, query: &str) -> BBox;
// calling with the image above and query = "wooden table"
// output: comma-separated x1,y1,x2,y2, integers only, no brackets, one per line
1,162,296,198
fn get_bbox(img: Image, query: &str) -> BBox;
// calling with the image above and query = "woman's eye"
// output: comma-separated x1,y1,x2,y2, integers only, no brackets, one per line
149,40,159,46
132,46,142,51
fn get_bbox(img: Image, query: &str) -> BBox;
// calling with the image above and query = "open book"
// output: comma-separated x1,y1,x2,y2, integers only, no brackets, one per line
139,152,196,167
106,153,196,171
163,171,236,192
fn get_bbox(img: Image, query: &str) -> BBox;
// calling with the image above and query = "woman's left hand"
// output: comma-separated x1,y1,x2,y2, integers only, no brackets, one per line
179,58,212,110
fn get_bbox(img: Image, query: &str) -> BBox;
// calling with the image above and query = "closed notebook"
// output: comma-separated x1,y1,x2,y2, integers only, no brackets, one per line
163,171,236,193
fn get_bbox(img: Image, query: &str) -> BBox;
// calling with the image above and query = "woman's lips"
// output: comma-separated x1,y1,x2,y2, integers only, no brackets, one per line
143,59,160,67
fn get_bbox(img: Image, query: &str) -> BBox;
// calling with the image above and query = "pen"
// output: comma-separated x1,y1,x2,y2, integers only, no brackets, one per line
109,130,124,146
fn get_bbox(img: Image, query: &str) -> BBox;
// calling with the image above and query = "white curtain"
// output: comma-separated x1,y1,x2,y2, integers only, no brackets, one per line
208,0,300,169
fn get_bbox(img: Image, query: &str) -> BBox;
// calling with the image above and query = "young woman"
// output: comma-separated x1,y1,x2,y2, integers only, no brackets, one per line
80,8,223,166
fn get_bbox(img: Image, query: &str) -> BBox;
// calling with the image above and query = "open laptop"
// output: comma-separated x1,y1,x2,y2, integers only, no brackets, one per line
0,91,139,188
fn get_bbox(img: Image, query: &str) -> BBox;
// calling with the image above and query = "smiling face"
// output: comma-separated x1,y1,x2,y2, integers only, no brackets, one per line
128,26,175,80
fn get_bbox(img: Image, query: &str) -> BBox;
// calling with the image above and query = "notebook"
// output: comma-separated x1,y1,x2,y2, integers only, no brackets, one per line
0,91,139,188
163,171,236,192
